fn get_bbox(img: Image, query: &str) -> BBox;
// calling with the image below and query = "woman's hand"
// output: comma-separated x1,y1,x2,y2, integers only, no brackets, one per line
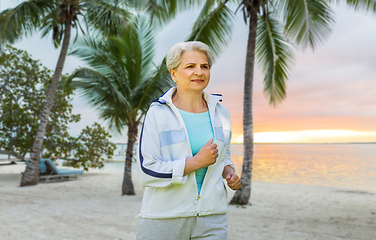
194,138,218,168
184,138,218,175
222,165,241,190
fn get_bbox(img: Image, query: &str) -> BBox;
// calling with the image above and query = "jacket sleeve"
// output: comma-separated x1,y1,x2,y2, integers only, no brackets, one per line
224,130,236,172
217,104,236,172
137,107,187,187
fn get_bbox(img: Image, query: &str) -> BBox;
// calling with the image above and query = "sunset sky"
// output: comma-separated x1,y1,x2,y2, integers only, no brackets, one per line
1,1,376,143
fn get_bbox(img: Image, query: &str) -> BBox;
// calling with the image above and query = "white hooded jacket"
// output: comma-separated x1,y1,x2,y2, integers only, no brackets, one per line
136,87,235,219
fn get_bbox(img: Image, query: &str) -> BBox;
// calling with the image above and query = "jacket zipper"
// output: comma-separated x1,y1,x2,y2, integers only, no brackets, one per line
195,107,217,217
164,96,218,217
193,194,200,205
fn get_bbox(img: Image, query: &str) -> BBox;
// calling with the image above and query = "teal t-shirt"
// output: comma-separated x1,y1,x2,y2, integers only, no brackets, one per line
178,109,214,195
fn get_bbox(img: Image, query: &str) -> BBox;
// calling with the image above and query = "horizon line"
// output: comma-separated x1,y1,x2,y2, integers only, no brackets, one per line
111,142,376,145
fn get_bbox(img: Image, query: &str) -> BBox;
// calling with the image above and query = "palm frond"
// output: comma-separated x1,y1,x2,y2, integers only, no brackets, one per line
134,0,190,28
195,0,217,21
70,37,133,105
71,71,130,133
0,0,53,45
137,14,156,79
69,34,124,80
281,0,335,50
109,14,155,91
345,0,376,12
186,1,234,58
68,67,133,128
83,0,131,37
256,13,295,106
39,7,63,48
98,104,129,133
133,0,221,28
133,59,174,116
326,0,376,12
68,67,127,106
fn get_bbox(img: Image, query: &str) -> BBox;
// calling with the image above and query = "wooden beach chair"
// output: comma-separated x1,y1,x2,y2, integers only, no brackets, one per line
24,158,84,183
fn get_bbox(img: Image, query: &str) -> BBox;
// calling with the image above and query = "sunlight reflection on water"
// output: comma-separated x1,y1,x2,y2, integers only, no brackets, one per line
231,144,376,191
103,144,376,191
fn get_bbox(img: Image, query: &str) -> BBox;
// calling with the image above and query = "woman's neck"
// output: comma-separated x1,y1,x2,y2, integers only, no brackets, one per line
172,90,208,113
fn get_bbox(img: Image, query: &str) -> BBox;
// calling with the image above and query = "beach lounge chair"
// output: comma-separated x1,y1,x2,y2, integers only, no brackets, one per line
25,158,84,183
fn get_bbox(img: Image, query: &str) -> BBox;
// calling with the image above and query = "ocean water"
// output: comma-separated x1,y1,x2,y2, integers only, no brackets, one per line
103,143,376,191
230,144,376,191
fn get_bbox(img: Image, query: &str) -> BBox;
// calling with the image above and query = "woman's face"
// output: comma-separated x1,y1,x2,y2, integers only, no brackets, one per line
170,50,210,94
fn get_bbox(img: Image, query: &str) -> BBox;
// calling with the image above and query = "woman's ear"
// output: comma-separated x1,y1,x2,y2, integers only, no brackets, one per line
169,69,177,83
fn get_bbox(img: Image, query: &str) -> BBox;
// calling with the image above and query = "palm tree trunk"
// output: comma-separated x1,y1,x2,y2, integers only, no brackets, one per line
230,5,258,205
20,21,71,186
122,123,137,195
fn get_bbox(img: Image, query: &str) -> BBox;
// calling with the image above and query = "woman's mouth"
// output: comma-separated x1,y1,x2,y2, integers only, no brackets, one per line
191,79,204,83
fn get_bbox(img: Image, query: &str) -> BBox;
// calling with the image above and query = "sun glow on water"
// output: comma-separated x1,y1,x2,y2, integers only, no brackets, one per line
231,130,376,144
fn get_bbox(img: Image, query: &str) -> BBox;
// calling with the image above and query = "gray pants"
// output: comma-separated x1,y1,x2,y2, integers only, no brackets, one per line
136,214,228,240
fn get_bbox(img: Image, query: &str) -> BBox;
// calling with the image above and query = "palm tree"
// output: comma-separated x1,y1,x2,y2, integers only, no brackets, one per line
68,14,174,195
68,0,236,194
230,0,376,205
0,0,131,186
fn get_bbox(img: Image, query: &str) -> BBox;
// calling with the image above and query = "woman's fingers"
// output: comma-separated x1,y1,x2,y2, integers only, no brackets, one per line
196,139,219,167
211,147,218,158
204,138,213,146
226,174,241,190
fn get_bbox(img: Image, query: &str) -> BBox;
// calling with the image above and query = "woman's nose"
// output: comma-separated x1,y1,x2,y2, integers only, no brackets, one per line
194,67,203,76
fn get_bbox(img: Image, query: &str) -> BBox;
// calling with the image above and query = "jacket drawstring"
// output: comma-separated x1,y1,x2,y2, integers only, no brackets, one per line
132,213,141,226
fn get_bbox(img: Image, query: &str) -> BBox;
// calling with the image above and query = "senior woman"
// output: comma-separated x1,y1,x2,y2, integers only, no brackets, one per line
136,41,240,240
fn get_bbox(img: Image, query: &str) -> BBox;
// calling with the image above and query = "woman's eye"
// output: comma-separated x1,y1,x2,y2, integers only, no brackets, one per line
202,65,209,69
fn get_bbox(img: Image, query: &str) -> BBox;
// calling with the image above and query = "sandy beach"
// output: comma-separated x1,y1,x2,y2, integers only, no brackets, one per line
1,163,375,240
